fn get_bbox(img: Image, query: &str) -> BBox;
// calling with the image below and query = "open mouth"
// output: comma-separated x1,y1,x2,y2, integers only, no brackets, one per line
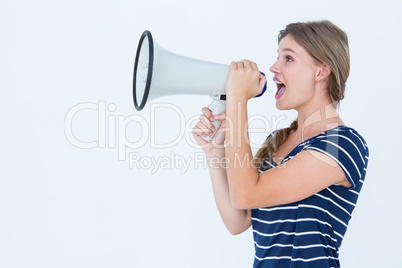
274,78,286,100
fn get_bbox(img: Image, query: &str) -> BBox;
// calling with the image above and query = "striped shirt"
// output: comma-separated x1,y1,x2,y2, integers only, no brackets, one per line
252,125,369,268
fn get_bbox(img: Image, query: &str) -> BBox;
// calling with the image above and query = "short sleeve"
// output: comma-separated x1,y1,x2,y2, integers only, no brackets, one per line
304,127,369,189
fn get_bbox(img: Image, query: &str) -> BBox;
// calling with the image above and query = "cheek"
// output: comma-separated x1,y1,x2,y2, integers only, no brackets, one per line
295,71,315,94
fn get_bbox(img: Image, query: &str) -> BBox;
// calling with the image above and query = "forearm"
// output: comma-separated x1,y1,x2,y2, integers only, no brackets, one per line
225,99,259,208
206,151,251,235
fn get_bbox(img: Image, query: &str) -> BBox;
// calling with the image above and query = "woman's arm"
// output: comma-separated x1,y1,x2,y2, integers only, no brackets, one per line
193,109,251,235
207,149,251,235
224,60,350,209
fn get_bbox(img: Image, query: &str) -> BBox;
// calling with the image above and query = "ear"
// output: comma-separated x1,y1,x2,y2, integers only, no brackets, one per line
315,64,331,82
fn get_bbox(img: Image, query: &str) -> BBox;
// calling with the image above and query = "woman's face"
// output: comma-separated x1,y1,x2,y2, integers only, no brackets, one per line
270,35,320,111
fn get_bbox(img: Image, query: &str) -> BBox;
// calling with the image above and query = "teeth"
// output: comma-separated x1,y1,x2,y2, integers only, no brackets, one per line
274,80,283,85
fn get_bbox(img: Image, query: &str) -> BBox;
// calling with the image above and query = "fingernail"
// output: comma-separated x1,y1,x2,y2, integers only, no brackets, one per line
211,127,215,132
210,117,214,122
202,133,207,137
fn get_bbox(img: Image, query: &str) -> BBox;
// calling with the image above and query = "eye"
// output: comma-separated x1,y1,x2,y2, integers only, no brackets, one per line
286,56,293,62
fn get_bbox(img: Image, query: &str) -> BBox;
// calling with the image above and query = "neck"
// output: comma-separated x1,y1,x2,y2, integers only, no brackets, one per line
294,102,343,141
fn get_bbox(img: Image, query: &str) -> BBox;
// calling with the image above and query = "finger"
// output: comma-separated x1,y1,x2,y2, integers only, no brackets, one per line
213,112,226,120
199,114,215,132
192,125,205,137
242,59,252,69
237,61,245,70
259,73,267,92
193,121,212,137
230,61,237,71
201,107,214,122
200,117,217,133
193,125,211,145
250,61,258,71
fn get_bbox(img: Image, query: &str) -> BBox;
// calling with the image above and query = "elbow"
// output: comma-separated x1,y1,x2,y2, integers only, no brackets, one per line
228,173,260,210
228,227,246,236
226,220,250,236
231,195,252,210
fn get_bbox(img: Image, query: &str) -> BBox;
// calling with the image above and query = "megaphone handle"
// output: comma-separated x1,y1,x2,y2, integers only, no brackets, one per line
202,99,226,142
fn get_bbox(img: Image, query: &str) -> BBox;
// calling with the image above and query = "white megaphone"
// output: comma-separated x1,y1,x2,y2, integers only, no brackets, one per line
132,30,267,142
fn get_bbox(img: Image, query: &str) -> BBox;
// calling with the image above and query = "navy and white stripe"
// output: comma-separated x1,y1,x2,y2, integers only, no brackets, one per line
252,125,369,268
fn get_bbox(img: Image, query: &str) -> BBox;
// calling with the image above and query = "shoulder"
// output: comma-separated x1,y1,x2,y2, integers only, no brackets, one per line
308,125,369,158
304,125,369,188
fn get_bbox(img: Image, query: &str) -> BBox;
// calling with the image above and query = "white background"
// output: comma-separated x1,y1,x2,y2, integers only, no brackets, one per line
1,0,401,267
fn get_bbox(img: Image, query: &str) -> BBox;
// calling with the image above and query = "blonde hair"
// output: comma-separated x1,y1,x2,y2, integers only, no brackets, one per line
254,20,350,167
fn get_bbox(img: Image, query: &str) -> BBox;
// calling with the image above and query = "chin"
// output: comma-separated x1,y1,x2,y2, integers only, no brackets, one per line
276,101,291,111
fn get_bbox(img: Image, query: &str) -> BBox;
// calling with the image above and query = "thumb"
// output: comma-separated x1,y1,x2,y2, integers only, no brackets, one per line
259,73,267,93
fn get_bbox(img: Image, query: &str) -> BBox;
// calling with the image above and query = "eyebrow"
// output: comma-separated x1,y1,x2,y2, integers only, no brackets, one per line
278,48,297,54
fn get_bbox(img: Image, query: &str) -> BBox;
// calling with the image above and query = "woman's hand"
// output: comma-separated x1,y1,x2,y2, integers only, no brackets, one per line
226,60,267,101
192,107,226,157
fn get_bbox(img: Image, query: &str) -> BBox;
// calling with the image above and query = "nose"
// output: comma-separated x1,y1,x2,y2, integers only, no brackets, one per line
270,59,280,74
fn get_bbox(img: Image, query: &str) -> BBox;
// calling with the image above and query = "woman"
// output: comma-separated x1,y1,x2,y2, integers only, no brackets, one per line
193,20,369,268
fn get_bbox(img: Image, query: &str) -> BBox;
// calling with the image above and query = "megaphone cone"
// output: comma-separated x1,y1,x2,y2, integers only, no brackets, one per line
132,30,267,141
